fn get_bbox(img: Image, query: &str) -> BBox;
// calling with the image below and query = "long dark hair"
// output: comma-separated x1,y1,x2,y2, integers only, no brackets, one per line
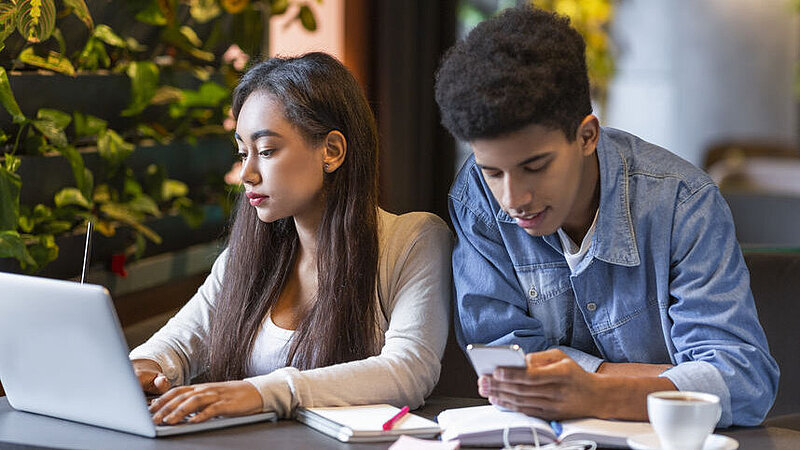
206,53,380,380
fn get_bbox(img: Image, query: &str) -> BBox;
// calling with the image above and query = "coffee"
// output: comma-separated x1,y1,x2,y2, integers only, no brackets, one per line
661,395,707,402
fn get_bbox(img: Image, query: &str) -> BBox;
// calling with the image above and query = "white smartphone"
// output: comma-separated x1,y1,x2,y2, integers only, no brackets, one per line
465,344,527,376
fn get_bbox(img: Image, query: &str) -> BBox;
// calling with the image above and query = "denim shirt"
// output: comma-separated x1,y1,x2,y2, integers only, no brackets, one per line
449,127,779,427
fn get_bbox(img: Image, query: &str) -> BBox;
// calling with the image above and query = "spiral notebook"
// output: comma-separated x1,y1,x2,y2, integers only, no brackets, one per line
438,405,654,448
296,404,441,443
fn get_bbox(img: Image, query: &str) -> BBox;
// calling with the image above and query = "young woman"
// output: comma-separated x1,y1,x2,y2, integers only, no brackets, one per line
129,53,452,424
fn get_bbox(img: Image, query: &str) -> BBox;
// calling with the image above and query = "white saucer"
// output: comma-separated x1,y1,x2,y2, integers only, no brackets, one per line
627,433,739,450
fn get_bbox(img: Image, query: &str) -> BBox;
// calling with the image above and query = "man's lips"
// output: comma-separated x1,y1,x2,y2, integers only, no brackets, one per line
511,208,547,228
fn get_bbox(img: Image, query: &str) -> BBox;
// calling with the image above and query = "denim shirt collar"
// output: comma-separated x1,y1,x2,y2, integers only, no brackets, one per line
494,128,640,267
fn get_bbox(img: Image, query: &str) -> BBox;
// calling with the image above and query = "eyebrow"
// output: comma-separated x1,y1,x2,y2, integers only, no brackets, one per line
233,129,282,142
477,153,552,171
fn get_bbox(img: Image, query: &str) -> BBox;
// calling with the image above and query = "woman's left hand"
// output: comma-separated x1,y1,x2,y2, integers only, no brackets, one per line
149,380,263,425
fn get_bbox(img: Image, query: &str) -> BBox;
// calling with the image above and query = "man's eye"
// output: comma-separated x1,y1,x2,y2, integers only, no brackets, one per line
482,170,502,178
524,162,548,173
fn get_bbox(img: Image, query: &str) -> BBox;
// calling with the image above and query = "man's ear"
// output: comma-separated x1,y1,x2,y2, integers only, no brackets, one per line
322,130,347,173
577,115,600,156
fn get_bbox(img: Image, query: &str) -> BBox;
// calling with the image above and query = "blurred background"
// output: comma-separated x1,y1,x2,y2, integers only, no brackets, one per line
1,0,799,405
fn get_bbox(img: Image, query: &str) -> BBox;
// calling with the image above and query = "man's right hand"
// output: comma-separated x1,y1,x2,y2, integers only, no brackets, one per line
132,359,171,394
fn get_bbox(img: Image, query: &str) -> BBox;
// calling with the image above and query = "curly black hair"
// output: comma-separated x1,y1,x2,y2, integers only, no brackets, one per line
435,6,592,142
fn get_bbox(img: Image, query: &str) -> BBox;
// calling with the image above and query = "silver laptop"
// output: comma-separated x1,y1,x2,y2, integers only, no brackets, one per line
0,272,276,437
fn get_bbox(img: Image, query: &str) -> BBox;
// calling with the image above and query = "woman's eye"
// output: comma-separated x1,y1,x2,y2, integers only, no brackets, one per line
237,152,247,161
258,149,275,158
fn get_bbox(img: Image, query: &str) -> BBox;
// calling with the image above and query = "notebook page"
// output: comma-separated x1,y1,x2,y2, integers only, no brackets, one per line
438,405,555,443
562,417,654,444
303,405,438,433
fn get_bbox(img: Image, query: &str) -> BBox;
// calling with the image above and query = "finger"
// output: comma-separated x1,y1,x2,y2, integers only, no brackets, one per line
153,375,171,394
151,388,195,422
525,348,566,367
490,391,554,417
478,375,492,397
163,393,218,425
187,401,224,423
488,380,559,400
496,358,572,384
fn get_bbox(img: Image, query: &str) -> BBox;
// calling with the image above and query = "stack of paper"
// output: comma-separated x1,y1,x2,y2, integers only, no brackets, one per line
296,404,441,443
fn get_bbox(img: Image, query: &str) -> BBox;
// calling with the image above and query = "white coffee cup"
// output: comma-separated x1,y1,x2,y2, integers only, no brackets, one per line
647,391,721,450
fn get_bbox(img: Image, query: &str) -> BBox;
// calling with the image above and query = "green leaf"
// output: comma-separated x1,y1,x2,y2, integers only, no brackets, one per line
77,37,109,70
26,233,58,270
298,5,317,31
54,187,91,209
37,108,71,130
161,179,188,200
92,24,125,47
0,129,6,145
0,2,16,43
97,129,134,167
121,61,159,117
31,111,69,147
0,67,25,124
55,145,92,199
99,203,162,244
161,26,214,62
0,165,21,230
16,0,56,43
3,152,20,172
135,1,167,26
179,25,202,47
183,81,229,107
0,230,37,268
125,36,145,52
18,47,76,76
270,0,289,15
189,0,220,24
51,26,65,54
127,195,161,217
63,0,93,30
73,111,107,137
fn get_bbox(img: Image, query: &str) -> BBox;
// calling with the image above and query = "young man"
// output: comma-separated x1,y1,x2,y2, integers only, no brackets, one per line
435,6,778,427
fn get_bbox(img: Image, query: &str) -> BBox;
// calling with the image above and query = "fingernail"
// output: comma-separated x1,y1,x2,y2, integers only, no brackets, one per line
495,369,505,379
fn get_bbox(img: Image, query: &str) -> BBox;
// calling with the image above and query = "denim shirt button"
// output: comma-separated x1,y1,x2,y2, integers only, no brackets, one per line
528,285,538,299
586,302,597,311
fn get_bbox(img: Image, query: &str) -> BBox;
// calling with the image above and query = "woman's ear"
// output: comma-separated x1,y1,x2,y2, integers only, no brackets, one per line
577,115,600,156
322,130,347,173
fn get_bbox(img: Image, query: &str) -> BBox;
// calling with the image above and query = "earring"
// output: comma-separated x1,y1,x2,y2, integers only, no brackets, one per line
324,163,330,172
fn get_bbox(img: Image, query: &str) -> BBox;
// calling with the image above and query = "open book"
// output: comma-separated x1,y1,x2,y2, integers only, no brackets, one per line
296,404,441,443
438,405,654,448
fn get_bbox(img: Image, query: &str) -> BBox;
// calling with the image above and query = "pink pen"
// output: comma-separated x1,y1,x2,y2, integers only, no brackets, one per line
382,406,410,431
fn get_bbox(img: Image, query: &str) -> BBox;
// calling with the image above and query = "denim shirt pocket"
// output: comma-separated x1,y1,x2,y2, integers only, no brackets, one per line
514,263,574,347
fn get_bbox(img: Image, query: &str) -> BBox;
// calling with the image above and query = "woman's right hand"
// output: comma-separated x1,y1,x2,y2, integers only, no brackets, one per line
132,359,171,394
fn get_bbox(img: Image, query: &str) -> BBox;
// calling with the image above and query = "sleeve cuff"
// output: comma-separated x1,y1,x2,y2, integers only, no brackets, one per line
660,361,733,427
129,342,187,386
557,346,604,373
243,367,300,418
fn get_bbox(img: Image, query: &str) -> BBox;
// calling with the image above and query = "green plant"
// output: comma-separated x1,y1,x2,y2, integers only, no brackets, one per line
0,0,320,273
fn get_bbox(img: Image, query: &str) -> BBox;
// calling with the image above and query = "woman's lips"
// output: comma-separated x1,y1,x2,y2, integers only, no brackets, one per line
246,192,267,206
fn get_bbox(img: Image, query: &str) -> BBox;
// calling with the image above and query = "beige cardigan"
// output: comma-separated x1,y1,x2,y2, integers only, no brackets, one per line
129,209,453,418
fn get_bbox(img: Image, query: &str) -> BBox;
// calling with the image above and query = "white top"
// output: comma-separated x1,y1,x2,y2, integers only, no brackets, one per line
247,314,294,377
129,209,453,418
556,209,599,274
